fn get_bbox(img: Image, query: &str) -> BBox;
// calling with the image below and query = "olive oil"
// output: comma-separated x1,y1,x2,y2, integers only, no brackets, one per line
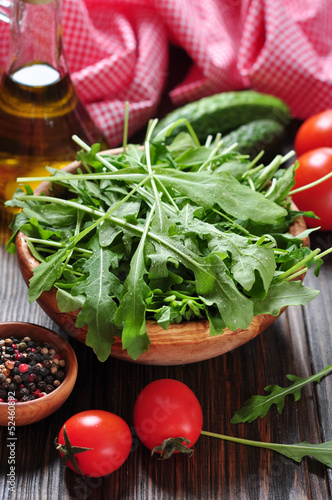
0,62,106,205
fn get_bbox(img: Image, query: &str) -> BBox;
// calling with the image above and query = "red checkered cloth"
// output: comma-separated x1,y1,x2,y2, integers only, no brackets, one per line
1,0,332,146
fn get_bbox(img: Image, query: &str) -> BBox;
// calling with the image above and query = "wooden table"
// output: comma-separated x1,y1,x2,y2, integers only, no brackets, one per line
0,135,332,500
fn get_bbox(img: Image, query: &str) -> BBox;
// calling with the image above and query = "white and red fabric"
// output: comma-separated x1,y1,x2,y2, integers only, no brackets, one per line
1,0,331,146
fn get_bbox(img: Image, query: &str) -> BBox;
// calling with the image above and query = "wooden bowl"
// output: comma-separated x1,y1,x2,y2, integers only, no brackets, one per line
15,155,309,366
0,322,78,426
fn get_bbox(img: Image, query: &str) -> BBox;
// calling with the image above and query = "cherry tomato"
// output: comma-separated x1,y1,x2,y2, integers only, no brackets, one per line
55,410,132,477
291,147,332,231
133,379,203,456
295,109,332,156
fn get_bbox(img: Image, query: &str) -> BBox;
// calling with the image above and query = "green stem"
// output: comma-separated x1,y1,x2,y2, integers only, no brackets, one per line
284,247,332,281
289,170,332,195
123,101,129,151
276,248,321,282
200,430,322,455
26,237,93,255
212,208,251,236
201,429,277,449
17,172,148,183
153,117,201,147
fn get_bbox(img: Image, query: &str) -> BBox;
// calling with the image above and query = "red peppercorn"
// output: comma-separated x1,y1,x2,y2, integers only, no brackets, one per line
18,363,29,373
55,354,62,360
15,352,24,361
28,373,37,383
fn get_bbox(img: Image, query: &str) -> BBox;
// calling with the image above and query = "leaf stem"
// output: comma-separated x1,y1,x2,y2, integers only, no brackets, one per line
200,430,332,468
123,101,129,151
289,170,332,195
201,429,278,449
276,248,321,282
283,247,332,281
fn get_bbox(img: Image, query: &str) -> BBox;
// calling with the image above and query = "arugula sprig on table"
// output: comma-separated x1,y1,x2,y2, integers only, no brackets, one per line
231,364,332,423
204,364,332,468
6,118,332,361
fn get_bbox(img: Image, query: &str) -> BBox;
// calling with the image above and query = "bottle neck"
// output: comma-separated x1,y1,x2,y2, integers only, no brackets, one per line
7,0,67,79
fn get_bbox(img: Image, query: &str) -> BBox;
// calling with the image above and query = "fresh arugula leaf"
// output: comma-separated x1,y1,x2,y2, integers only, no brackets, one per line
253,281,319,316
114,208,154,359
231,364,332,423
155,169,288,224
28,246,73,302
73,234,122,362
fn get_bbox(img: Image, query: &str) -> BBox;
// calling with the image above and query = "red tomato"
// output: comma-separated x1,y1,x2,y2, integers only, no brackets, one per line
295,109,332,156
291,147,332,231
56,410,132,477
133,379,203,455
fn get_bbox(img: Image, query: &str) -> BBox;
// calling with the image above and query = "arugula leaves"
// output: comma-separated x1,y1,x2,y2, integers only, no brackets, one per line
202,364,332,469
7,123,330,361
231,364,332,423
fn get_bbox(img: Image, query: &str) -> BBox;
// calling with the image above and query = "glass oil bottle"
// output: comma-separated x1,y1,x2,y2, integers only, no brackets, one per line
0,0,108,207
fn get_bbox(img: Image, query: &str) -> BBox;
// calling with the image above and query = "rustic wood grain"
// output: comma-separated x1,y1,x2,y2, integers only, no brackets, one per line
1,204,332,500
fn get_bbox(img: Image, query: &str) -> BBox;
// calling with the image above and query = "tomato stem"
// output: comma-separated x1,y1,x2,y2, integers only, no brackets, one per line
54,425,93,475
151,437,194,459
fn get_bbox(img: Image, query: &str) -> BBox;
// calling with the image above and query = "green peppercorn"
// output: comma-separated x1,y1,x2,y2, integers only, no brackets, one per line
18,342,27,352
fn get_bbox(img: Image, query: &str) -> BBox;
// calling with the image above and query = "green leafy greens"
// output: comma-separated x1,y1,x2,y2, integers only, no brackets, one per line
231,364,332,423
6,119,330,361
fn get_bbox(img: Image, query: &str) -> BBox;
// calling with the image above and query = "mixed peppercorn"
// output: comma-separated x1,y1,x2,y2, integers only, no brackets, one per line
0,336,66,402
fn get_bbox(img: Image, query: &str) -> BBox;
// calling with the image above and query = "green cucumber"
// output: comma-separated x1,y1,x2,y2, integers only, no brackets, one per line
221,119,285,156
153,90,290,142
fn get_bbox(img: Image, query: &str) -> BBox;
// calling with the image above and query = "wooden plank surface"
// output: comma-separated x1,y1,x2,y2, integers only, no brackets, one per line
0,204,331,499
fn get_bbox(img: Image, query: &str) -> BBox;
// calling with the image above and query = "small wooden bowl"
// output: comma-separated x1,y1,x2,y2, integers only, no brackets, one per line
15,155,309,366
0,322,77,426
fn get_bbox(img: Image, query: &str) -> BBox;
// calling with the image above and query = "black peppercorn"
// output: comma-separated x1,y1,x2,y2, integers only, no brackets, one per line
27,383,37,393
43,359,52,369
17,387,30,399
37,381,47,391
57,370,65,381
44,375,54,385
40,367,50,377
8,382,18,392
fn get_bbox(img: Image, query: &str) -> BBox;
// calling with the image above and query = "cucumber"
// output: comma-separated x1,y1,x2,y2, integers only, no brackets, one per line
221,119,285,157
153,90,290,142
